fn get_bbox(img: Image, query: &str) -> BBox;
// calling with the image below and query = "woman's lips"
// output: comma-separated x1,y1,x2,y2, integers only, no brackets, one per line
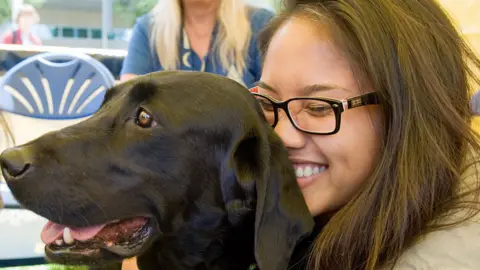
293,163,328,188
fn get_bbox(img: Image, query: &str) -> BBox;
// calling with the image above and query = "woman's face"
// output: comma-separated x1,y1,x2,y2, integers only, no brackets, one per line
259,17,383,216
17,13,36,30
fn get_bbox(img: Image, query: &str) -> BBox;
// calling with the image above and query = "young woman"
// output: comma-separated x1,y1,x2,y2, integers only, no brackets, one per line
120,0,274,88
251,0,480,268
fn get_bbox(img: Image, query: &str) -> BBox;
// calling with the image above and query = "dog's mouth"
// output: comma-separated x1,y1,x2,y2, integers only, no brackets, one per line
41,217,159,264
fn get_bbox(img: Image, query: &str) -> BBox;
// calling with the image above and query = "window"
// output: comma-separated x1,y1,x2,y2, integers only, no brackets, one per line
62,27,74,38
91,29,102,39
51,26,59,37
77,28,88,39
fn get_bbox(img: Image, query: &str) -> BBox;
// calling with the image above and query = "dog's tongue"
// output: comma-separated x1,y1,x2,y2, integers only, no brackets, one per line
70,224,107,241
41,221,106,244
41,221,65,244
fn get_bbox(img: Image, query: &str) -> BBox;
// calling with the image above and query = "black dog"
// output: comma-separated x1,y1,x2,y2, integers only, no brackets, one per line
0,71,314,270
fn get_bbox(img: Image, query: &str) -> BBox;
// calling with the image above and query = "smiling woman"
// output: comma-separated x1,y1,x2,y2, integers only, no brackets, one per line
255,14,384,217
252,0,480,269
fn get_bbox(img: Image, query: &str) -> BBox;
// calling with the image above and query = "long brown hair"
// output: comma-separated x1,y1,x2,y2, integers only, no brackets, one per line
259,0,480,269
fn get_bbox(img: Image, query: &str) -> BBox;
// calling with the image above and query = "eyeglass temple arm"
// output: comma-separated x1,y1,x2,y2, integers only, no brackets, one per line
344,92,379,111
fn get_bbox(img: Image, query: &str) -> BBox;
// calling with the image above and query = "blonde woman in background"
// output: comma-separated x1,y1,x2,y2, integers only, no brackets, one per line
120,0,274,88
1,4,42,45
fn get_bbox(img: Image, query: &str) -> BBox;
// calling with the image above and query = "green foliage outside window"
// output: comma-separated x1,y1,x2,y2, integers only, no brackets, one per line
113,0,157,27
113,0,282,27
0,0,45,25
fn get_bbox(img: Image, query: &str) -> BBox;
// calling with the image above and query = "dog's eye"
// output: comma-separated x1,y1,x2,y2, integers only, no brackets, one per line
135,108,157,128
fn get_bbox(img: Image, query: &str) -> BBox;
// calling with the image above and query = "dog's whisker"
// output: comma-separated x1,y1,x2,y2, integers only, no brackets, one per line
78,200,91,226
79,212,90,227
45,207,53,222
56,195,64,221
92,198,109,224
62,201,74,220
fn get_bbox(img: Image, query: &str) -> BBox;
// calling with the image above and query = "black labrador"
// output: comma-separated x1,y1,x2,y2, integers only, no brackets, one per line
0,71,314,270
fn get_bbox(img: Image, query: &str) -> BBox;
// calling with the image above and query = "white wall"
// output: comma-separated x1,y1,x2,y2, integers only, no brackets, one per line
37,8,132,29
41,38,129,49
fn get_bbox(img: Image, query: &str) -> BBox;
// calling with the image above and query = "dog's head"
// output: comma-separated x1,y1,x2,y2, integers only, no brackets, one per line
0,71,314,269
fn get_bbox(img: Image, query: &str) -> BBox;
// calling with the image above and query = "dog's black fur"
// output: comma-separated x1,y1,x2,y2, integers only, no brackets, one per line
0,71,314,270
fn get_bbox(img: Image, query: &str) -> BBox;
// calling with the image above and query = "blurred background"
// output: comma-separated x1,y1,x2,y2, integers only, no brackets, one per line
1,0,480,269
0,0,278,49
0,0,279,80
0,0,476,83
437,0,480,131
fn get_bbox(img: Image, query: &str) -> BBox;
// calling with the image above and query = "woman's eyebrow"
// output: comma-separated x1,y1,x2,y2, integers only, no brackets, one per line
303,84,350,96
258,81,276,92
258,81,350,96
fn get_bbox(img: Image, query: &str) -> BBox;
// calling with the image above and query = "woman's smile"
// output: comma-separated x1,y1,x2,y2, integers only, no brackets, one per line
292,162,328,188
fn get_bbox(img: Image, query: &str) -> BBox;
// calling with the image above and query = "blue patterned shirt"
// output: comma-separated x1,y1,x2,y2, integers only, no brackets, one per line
120,7,275,88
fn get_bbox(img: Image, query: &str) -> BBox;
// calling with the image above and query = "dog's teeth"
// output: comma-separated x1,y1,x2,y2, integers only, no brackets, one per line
63,228,75,245
55,239,64,246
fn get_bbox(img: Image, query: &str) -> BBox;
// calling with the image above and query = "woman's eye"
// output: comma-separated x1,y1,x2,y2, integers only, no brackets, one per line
307,105,333,116
135,108,157,128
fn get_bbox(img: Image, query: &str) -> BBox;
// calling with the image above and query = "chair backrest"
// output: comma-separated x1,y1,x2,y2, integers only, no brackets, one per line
0,52,114,208
471,89,480,115
0,52,114,119
0,52,115,148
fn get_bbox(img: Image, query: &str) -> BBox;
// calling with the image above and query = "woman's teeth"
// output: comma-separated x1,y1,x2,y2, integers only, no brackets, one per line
295,165,326,178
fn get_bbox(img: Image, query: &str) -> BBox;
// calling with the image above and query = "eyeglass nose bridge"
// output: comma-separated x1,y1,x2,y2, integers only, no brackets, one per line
271,99,297,129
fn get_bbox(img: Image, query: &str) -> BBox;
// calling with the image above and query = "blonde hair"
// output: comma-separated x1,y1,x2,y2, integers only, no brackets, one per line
0,114,14,149
15,4,40,24
149,0,251,77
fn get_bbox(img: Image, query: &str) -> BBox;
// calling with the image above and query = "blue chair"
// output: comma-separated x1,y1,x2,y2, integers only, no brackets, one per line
0,52,115,267
0,52,114,119
471,90,480,115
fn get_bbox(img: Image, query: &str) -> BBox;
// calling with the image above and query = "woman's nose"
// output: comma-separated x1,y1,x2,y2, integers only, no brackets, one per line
274,112,307,149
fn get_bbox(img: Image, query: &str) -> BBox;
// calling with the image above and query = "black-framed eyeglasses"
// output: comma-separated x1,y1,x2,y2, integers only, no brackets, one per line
249,87,380,135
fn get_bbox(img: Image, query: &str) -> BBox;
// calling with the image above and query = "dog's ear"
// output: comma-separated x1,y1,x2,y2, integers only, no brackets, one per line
229,130,315,270
101,86,121,106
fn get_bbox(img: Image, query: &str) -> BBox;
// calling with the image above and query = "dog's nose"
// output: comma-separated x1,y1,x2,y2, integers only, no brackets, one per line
0,147,32,179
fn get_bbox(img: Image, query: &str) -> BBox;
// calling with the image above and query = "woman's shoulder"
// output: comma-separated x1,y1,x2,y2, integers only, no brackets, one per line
390,161,480,269
246,5,275,32
1,29,15,43
133,13,152,30
392,214,480,269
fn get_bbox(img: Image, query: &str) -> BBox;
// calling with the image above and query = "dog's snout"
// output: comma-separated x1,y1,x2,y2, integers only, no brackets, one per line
0,147,32,180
